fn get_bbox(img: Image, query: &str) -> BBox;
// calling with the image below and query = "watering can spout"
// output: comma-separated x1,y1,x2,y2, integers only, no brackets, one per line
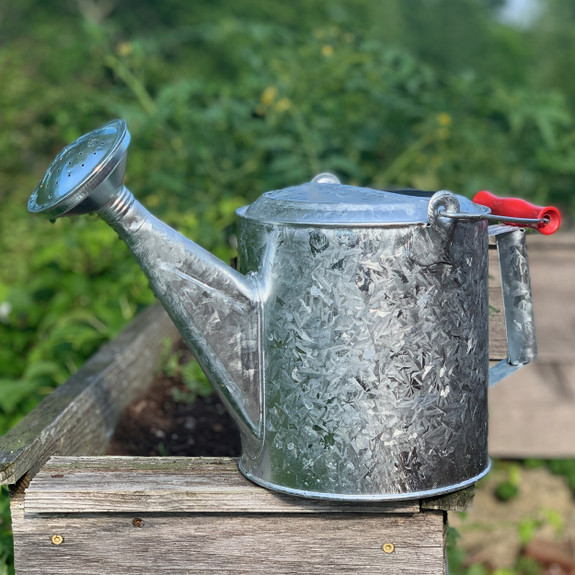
99,187,264,438
28,120,263,439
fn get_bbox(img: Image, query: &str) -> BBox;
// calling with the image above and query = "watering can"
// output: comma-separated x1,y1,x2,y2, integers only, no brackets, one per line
29,120,561,501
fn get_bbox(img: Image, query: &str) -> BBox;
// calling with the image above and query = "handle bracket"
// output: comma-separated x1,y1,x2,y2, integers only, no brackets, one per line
489,228,537,386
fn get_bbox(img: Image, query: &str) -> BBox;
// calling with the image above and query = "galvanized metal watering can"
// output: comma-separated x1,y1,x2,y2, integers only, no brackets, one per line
29,120,561,501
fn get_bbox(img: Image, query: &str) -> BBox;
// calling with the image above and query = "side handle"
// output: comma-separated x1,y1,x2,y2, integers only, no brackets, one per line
489,227,537,386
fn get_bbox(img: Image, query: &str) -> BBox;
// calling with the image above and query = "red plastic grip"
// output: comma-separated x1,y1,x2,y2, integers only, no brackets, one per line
473,190,561,235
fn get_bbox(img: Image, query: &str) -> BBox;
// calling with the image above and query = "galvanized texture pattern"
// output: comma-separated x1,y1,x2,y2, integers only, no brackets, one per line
496,229,537,365
238,219,490,498
99,190,263,438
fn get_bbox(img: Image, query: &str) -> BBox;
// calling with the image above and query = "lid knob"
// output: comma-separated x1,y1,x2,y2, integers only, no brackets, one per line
311,173,341,185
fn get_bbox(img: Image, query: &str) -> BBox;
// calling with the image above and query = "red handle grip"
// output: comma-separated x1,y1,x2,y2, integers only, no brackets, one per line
473,190,561,235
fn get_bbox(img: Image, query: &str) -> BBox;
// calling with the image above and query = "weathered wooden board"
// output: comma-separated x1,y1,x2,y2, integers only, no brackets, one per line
24,456,419,514
0,304,179,485
489,361,575,458
488,233,575,458
523,233,575,362
11,506,445,575
12,457,446,575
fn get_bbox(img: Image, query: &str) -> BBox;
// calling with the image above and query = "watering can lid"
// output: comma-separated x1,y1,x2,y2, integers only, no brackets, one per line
238,173,486,227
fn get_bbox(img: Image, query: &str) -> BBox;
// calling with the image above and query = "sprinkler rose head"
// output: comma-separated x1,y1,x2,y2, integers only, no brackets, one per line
28,119,130,218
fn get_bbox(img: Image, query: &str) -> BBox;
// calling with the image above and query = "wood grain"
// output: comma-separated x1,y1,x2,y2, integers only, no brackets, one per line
11,507,445,575
25,456,420,514
488,233,575,458
13,457,446,574
0,305,180,485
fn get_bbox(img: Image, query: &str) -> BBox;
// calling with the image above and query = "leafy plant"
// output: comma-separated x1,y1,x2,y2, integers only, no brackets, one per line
547,459,575,494
172,361,214,405
494,462,522,502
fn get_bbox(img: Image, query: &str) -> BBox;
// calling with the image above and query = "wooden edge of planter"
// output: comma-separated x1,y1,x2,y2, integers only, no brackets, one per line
24,455,424,514
14,454,477,515
0,304,180,486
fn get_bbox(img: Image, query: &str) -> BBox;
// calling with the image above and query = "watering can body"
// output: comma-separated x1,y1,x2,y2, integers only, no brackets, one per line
236,200,490,499
29,120,559,501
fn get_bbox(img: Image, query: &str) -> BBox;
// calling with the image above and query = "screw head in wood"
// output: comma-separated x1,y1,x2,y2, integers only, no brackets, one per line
50,534,64,546
382,542,395,554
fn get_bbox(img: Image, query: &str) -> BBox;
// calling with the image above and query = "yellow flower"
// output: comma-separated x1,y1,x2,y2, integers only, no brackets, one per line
116,42,133,56
260,86,278,106
437,112,452,127
275,98,292,113
321,44,334,58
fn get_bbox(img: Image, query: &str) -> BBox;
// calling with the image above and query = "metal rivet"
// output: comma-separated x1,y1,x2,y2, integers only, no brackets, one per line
51,534,64,546
382,542,395,554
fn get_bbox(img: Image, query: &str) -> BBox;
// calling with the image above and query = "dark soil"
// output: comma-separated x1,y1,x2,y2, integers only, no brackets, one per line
108,347,242,458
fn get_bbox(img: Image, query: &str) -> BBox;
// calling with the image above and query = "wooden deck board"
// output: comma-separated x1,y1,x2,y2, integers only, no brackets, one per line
12,456,446,575
488,233,575,458
11,507,445,575
24,456,419,515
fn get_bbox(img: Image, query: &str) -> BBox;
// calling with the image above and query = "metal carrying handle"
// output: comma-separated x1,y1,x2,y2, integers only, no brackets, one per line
488,227,537,386
474,191,561,235
436,190,561,235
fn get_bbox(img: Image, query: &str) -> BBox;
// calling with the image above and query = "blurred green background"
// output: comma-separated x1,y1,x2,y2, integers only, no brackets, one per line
1,0,574,573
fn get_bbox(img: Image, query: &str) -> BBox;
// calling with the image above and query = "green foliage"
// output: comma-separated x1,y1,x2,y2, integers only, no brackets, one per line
446,524,490,575
448,519,546,575
495,481,520,502
512,557,543,575
517,508,564,548
0,208,155,433
494,462,522,502
547,459,575,493
523,459,545,469
172,362,214,405
161,347,214,404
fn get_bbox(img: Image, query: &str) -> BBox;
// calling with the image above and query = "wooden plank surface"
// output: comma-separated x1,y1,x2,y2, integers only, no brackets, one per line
0,305,180,485
25,456,419,514
488,360,575,458
11,501,445,575
13,456,446,574
488,233,575,458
